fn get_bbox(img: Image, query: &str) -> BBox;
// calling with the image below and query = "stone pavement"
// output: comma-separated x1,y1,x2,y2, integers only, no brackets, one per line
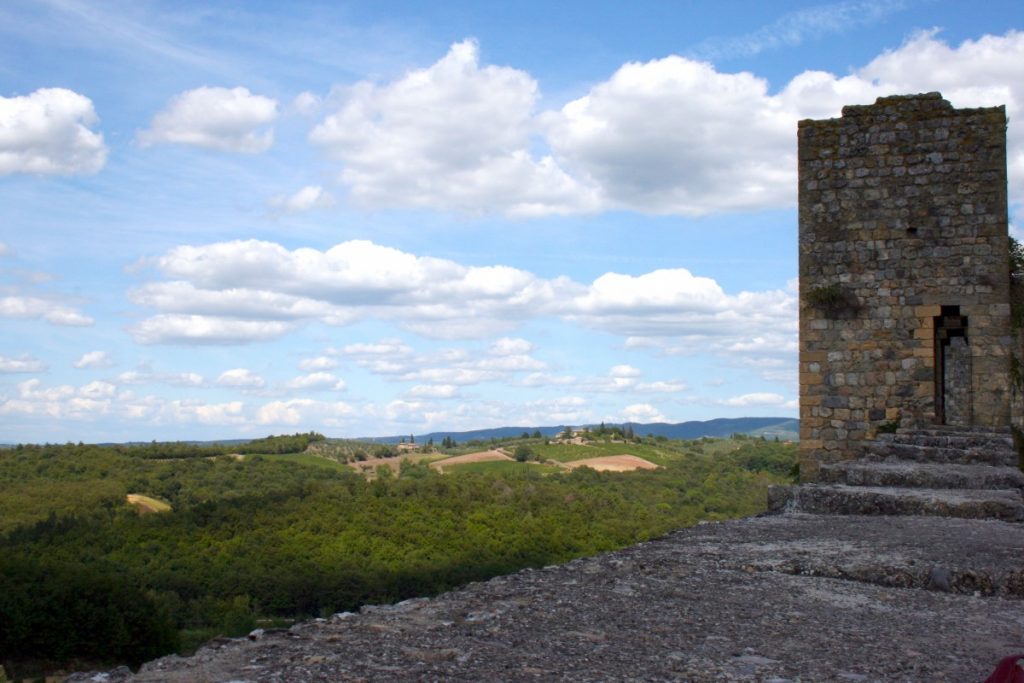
70,513,1024,682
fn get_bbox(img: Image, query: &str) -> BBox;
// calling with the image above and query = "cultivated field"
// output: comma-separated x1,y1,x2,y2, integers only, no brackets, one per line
126,493,172,513
430,450,512,471
560,455,659,472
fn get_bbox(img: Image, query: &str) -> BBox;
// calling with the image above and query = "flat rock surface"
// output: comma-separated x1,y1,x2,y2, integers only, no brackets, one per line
75,513,1024,683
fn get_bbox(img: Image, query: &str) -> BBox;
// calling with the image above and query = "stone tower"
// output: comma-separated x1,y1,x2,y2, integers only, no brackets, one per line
798,93,1012,479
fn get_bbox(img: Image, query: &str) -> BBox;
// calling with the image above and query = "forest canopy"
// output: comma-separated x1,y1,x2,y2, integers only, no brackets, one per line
0,432,795,678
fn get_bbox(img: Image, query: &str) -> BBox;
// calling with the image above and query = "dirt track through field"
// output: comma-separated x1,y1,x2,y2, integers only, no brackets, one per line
430,450,512,471
561,455,659,472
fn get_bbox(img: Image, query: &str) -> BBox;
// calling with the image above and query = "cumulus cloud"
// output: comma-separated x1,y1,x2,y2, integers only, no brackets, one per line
117,369,204,387
131,240,577,342
286,372,346,391
571,365,688,395
569,268,797,353
138,86,278,153
489,337,535,356
0,353,47,373
299,355,337,372
521,396,591,424
718,392,788,407
257,398,354,427
0,296,93,326
130,314,293,345
215,368,266,389
130,239,798,388
303,31,1023,216
0,88,107,175
406,384,460,399
163,400,246,425
310,39,599,216
544,56,795,214
620,403,667,423
73,350,113,369
0,378,118,420
267,185,335,214
291,91,322,116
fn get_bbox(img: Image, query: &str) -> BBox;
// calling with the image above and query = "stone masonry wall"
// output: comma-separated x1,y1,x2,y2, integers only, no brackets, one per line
798,93,1011,479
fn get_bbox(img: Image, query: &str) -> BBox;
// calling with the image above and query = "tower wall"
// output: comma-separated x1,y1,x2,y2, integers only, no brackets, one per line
798,93,1011,479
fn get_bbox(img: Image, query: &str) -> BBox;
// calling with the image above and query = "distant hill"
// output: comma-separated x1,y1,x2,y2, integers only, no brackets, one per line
360,417,798,445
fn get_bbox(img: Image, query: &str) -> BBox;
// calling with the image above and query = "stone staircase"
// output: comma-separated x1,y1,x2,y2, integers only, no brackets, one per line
768,426,1024,521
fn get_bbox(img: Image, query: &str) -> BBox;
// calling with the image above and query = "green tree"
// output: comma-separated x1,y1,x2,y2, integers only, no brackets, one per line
514,445,533,462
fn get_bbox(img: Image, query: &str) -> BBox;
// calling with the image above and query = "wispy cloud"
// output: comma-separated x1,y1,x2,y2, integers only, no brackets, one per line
689,0,913,62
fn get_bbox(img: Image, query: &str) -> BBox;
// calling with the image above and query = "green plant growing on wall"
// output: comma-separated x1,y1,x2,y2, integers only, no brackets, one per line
1009,236,1024,329
803,283,859,316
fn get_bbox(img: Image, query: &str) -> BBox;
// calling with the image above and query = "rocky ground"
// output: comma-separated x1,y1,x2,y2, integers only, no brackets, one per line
69,512,1024,682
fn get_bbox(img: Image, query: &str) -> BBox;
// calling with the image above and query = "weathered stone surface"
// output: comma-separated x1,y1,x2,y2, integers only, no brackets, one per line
770,426,1024,521
770,483,1024,521
68,514,1024,683
818,460,1024,489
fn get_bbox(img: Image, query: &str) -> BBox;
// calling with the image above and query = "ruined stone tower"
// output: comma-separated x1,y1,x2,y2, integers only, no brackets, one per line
798,93,1012,479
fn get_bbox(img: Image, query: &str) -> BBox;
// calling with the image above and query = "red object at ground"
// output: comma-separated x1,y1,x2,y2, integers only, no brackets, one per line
984,655,1024,683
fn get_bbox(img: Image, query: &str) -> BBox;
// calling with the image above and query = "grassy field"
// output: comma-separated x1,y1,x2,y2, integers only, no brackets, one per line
532,440,681,465
440,460,565,476
258,452,353,471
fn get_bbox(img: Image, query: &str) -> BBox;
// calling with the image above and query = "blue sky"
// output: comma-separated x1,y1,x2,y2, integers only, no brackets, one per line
1,0,1022,442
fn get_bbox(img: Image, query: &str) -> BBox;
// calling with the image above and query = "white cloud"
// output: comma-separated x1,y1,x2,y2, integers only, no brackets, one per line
519,372,575,387
117,369,204,387
0,88,107,175
341,338,413,356
132,239,797,388
400,367,500,386
310,39,599,216
718,392,788,407
0,379,116,420
544,56,796,215
215,368,265,389
164,400,246,425
620,403,666,423
489,337,535,356
268,185,335,214
0,296,93,326
299,355,337,371
549,29,1024,215
79,380,117,399
522,396,591,424
407,384,459,399
130,314,293,345
569,269,797,345
138,86,278,153
286,372,346,391
0,353,47,373
257,398,354,426
301,31,1024,217
609,364,641,378
0,243,12,257
291,91,322,116
132,240,577,342
73,350,113,369
636,380,689,393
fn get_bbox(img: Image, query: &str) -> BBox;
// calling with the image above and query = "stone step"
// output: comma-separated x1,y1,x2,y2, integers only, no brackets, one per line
877,431,1015,451
817,460,1024,490
767,484,1024,521
864,442,1017,467
897,425,1011,436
